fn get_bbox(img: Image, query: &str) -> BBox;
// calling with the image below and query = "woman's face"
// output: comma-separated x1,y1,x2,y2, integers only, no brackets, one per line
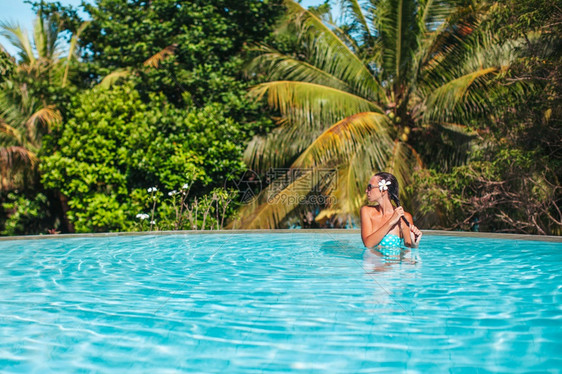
366,176,382,202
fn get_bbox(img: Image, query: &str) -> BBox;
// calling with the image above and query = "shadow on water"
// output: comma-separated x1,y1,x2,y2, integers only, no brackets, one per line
318,240,364,260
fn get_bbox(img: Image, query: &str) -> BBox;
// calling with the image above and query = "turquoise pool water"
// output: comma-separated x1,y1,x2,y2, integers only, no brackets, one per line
0,233,560,373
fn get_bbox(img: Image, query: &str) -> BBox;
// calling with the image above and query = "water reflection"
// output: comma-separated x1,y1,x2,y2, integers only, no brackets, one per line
362,246,422,273
361,247,422,311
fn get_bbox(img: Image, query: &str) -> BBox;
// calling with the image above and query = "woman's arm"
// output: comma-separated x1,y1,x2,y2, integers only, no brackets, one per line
401,212,413,247
361,206,403,248
403,212,422,248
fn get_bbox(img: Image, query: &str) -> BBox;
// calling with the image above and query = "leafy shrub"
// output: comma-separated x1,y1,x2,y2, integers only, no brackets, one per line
411,148,560,235
1,192,52,235
41,84,246,232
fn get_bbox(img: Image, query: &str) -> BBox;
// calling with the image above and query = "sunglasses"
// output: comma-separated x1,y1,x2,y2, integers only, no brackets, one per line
366,184,375,191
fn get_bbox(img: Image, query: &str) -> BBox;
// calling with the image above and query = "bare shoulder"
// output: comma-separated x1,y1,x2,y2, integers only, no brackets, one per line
361,205,379,217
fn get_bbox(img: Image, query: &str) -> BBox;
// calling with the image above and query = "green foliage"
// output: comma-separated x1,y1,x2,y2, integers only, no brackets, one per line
409,0,560,235
82,0,282,69
0,10,85,197
411,148,560,235
141,187,239,231
41,84,247,232
79,0,283,106
1,192,51,235
0,48,14,83
31,0,280,135
236,0,521,228
0,0,283,235
0,0,558,236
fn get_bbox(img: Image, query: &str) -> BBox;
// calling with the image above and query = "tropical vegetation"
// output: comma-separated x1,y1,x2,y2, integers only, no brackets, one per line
0,0,559,235
236,0,532,229
235,0,560,234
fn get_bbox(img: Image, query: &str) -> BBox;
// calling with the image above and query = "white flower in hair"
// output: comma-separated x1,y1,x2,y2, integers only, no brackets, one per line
378,179,392,192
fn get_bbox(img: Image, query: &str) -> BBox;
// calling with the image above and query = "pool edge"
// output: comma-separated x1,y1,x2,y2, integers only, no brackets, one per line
1,229,561,242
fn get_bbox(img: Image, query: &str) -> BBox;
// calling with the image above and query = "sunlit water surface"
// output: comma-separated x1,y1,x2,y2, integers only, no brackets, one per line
0,233,561,373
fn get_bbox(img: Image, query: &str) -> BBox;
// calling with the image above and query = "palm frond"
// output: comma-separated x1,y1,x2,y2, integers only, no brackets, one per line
386,140,422,182
239,136,419,228
144,43,177,68
33,14,47,59
97,69,131,89
25,106,61,146
0,122,23,144
292,111,393,168
438,122,478,136
326,18,362,54
0,21,35,63
417,0,455,35
329,149,373,217
395,0,404,80
284,0,386,103
248,45,355,93
419,7,492,83
0,80,40,130
241,113,398,227
62,21,90,88
32,13,61,62
233,169,322,229
408,0,457,87
419,28,523,122
424,67,497,121
337,0,373,46
250,80,383,131
243,120,322,173
0,145,37,171
459,37,519,76
372,0,419,84
0,145,37,191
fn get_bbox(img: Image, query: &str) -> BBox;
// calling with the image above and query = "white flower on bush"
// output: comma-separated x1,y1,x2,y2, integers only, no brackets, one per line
182,183,189,190
150,220,156,225
136,213,150,220
168,190,177,196
147,187,158,193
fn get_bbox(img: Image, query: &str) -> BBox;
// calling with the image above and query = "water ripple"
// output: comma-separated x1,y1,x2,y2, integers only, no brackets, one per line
0,234,560,373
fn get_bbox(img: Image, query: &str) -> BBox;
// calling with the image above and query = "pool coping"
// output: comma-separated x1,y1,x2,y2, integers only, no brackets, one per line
1,229,561,242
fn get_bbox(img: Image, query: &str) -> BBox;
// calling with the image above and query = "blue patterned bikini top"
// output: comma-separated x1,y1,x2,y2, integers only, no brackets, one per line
378,233,402,248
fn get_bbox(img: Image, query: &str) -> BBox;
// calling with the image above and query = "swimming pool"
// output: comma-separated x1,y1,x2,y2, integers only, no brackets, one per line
0,233,560,373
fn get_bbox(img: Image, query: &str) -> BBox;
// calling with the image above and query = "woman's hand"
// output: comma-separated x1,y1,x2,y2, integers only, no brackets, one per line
410,224,422,246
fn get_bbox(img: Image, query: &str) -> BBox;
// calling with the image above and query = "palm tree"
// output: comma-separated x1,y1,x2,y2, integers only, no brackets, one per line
235,0,518,228
0,12,86,190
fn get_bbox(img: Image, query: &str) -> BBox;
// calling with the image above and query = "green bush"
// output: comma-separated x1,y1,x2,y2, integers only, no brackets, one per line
41,84,246,232
411,148,560,235
1,192,52,235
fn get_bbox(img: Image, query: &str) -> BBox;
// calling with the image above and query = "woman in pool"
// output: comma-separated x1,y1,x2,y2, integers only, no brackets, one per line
361,172,422,249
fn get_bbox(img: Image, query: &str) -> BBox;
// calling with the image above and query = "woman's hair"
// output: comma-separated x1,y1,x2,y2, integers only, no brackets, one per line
375,172,400,206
